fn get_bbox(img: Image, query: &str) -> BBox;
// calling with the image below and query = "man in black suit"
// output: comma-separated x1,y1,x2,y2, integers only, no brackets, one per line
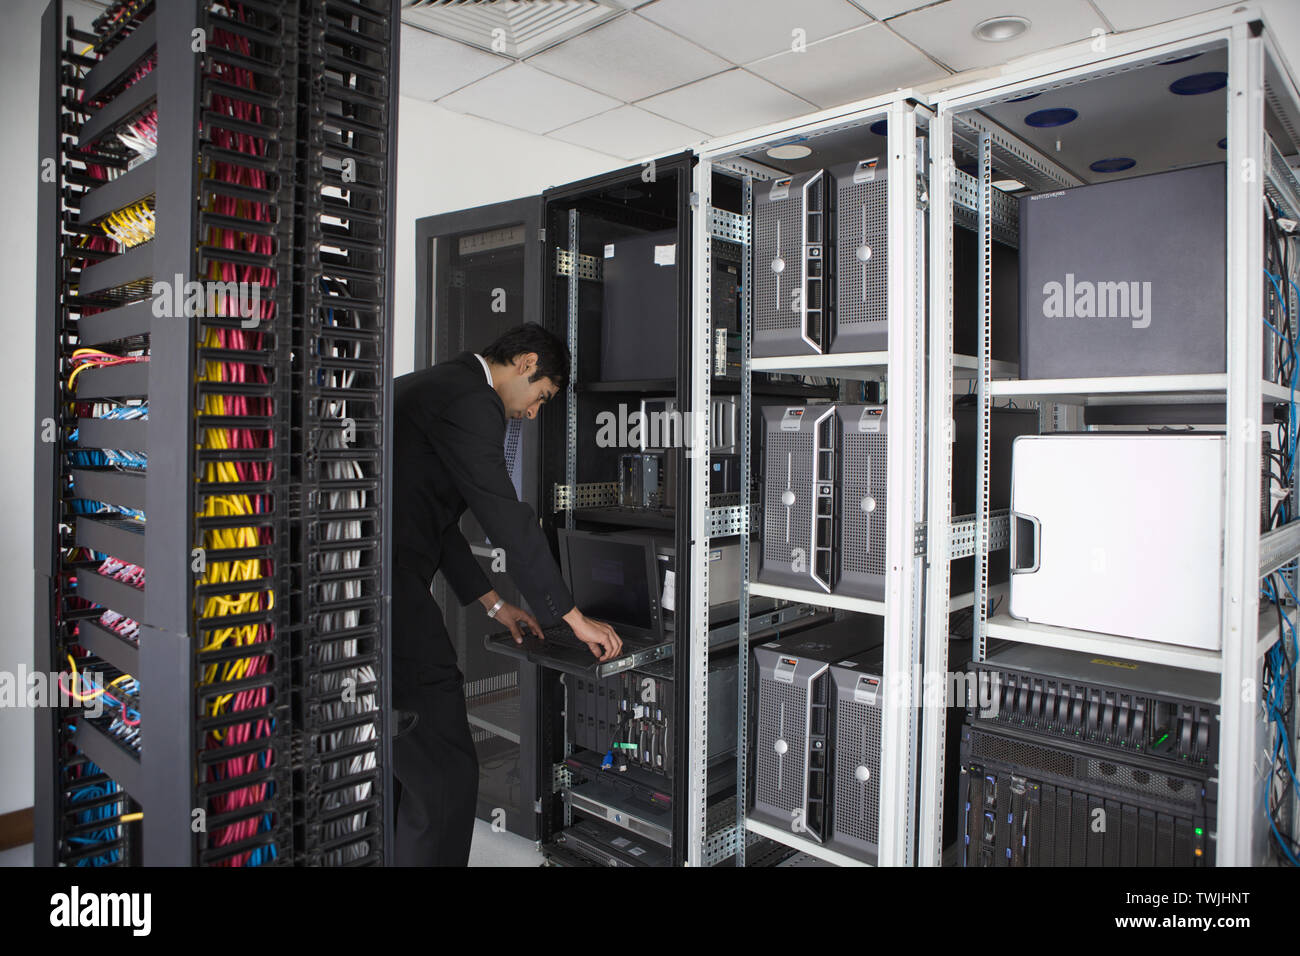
391,323,621,866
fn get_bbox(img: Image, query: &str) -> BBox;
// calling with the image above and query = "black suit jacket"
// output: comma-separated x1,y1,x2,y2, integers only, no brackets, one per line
393,353,573,655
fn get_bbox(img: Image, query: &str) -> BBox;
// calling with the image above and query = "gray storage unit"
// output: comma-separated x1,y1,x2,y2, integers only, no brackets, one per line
1018,163,1225,379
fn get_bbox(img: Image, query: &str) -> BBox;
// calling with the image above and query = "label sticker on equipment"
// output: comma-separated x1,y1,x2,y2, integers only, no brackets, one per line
769,177,792,202
628,847,645,857
853,157,880,184
780,407,805,431
858,406,884,432
1090,657,1139,670
604,243,615,258
611,836,631,848
654,244,676,266
710,549,722,561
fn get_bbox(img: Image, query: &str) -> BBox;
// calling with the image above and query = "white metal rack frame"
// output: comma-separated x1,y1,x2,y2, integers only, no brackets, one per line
922,4,1300,867
694,91,931,867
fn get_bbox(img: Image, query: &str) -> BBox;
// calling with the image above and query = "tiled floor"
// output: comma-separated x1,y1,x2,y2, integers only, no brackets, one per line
0,843,32,867
468,818,543,867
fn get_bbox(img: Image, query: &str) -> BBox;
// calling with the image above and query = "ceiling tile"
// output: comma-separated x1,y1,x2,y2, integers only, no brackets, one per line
1089,0,1228,33
638,0,871,65
399,25,511,101
436,63,621,135
636,69,816,136
748,23,947,108
526,14,730,101
846,0,941,18
889,0,1108,72
549,106,707,159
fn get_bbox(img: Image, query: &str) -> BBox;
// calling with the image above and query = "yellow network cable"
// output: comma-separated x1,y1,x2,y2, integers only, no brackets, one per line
194,327,273,733
99,199,155,249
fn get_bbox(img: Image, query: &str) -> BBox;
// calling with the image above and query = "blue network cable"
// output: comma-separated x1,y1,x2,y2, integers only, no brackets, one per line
66,760,124,866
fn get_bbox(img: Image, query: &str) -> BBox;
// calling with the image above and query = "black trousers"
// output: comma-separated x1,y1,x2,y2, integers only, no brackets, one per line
391,564,478,867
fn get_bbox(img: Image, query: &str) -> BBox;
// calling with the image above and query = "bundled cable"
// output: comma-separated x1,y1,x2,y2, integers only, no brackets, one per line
98,198,155,249
311,276,380,863
1261,572,1300,865
62,758,127,866
195,323,277,867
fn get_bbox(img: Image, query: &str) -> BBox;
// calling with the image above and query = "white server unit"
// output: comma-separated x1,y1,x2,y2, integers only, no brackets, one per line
1009,434,1225,650
753,169,835,357
831,158,889,354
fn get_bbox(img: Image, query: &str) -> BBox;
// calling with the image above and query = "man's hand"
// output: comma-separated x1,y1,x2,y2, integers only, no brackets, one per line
478,590,542,645
563,607,623,662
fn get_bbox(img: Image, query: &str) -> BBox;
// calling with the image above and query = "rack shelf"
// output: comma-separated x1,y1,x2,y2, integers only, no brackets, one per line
983,611,1225,673
750,351,889,380
744,818,871,867
952,354,1017,380
989,373,1293,405
748,580,886,616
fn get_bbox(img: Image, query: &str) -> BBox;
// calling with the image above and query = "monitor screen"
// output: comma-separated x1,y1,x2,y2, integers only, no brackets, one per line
562,534,655,633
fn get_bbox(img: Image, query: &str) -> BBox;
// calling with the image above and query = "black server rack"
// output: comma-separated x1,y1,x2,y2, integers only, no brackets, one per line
34,0,398,867
291,0,399,867
957,645,1220,866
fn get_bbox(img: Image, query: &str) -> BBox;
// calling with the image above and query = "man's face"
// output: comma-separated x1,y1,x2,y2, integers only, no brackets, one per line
498,352,560,420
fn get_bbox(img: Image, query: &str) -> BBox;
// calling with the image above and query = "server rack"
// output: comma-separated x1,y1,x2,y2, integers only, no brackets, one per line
697,94,933,866
34,0,398,867
414,156,828,865
920,5,1300,866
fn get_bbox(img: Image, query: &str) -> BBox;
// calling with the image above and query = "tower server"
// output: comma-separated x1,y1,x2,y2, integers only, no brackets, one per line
753,169,835,357
831,158,889,354
757,403,838,593
750,620,883,844
827,647,886,863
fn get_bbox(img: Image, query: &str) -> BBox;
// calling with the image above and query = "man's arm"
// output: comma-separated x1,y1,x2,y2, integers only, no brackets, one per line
422,392,573,624
437,522,493,608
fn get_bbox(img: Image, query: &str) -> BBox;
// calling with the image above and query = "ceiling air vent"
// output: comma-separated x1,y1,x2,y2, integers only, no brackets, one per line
401,0,626,59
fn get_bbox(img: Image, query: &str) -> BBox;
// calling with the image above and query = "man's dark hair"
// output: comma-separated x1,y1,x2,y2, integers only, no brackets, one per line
482,323,571,390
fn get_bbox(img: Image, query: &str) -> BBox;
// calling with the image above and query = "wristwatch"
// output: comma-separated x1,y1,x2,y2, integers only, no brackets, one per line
486,597,505,619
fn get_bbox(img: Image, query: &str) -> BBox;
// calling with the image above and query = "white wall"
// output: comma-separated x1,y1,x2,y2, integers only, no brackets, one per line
0,0,104,819
392,97,620,375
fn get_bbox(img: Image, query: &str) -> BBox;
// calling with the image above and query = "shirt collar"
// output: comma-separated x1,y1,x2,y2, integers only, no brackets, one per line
473,353,493,388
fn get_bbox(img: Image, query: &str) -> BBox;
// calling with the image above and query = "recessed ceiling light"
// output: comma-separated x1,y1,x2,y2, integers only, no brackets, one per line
767,144,813,160
974,16,1030,42
993,178,1026,191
